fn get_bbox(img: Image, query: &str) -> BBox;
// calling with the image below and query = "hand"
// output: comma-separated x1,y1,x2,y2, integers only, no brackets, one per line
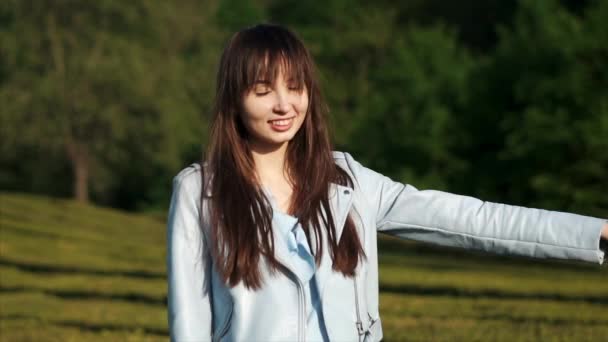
602,222,608,240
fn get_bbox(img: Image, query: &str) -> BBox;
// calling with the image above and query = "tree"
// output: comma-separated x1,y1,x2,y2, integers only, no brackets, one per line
458,0,608,216
269,1,472,189
0,0,219,206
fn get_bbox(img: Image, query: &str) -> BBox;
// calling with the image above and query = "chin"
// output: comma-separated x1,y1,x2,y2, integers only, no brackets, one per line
261,133,297,147
269,136,296,145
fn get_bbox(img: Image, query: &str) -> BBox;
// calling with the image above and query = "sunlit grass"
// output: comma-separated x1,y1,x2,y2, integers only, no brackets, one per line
0,192,606,341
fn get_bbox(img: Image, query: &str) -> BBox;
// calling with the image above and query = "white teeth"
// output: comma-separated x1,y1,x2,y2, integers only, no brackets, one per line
270,118,293,126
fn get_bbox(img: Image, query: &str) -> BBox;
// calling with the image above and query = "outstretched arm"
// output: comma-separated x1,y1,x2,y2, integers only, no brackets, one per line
342,152,606,265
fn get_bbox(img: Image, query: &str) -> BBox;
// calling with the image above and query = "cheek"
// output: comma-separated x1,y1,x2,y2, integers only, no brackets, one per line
298,94,309,114
241,100,268,124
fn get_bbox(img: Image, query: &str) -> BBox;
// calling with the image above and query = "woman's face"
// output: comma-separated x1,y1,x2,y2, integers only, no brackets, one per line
240,68,308,151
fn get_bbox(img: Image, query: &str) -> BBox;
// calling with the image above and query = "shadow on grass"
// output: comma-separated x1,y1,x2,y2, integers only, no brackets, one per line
1,313,169,337
379,283,608,305
394,311,607,326
1,223,64,240
0,256,165,279
469,313,607,326
0,285,166,306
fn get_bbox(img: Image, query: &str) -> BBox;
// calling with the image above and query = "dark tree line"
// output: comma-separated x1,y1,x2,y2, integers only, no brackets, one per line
1,0,606,216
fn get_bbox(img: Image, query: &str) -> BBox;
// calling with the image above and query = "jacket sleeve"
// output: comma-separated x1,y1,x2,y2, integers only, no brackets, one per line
167,169,213,341
343,152,606,265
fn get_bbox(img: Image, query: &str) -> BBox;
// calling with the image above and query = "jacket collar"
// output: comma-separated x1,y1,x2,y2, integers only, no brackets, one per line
202,174,353,243
268,182,353,295
313,182,354,299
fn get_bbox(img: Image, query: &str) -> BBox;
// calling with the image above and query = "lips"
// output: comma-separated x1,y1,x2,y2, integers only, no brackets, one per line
268,117,295,132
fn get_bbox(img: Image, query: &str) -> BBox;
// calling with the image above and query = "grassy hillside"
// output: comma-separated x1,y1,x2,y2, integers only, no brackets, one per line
1,192,606,341
0,193,167,341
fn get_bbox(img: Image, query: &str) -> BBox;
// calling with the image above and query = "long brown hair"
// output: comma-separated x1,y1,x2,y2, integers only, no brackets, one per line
204,23,364,289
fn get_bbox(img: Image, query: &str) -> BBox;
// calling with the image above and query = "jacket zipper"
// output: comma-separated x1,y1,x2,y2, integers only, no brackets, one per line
353,277,365,337
296,279,305,342
351,203,367,339
280,263,306,342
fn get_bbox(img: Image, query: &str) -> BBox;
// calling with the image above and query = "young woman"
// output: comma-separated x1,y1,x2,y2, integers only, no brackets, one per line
167,23,608,342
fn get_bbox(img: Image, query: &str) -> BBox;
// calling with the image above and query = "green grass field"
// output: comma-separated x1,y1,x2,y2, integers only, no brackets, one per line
1,192,606,341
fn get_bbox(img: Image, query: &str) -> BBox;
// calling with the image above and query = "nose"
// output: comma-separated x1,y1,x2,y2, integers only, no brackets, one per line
272,88,292,114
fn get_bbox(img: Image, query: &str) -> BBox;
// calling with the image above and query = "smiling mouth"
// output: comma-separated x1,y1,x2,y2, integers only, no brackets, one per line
268,116,295,131
268,117,294,126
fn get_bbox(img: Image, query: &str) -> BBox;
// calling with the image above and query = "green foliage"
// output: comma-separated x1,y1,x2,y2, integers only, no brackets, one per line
1,0,606,214
216,0,266,31
348,24,473,190
456,0,608,216
268,1,472,189
0,0,221,208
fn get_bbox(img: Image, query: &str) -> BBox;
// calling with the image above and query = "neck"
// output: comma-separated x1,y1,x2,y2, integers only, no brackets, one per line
250,141,289,184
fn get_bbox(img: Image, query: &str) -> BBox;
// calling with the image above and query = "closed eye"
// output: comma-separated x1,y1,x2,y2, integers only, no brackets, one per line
253,83,271,96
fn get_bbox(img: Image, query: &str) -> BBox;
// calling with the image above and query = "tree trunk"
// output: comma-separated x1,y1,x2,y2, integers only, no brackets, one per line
66,139,89,203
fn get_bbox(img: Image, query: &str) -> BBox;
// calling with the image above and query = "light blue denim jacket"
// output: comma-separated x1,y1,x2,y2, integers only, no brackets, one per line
167,151,606,342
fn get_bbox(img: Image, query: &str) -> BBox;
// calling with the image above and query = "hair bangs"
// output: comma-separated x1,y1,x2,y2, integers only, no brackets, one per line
241,32,311,95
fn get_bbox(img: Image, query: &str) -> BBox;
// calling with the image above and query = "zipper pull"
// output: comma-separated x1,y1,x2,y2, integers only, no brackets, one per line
356,321,365,335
